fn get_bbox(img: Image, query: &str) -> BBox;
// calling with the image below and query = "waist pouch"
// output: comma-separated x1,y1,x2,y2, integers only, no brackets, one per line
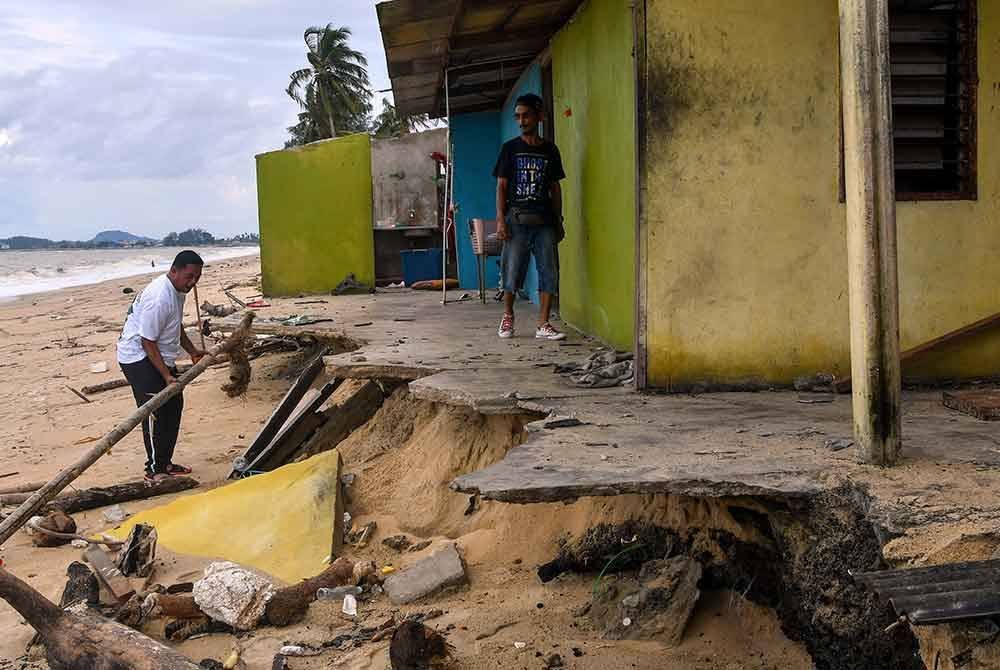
511,207,549,226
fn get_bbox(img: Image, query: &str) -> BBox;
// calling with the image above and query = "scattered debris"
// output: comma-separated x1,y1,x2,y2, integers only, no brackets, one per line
943,390,1000,421
793,373,836,393
348,521,377,547
555,349,634,388
122,287,135,294
317,585,362,601
81,378,130,395
279,315,334,327
342,593,358,617
28,510,77,547
353,560,377,584
0,566,201,670
409,541,432,553
222,342,251,398
333,273,373,295
115,523,157,577
384,543,467,605
389,620,454,670
202,301,239,317
144,593,203,619
591,555,702,647
383,535,413,552
193,562,276,631
102,505,129,524
82,544,135,603
825,438,854,452
797,394,835,404
65,385,92,404
89,361,109,374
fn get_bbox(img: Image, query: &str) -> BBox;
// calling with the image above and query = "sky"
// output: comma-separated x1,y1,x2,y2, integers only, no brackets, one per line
0,1,390,241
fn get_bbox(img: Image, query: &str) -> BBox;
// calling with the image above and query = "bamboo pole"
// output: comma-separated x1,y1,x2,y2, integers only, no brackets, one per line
838,0,902,465
192,284,207,351
0,311,255,547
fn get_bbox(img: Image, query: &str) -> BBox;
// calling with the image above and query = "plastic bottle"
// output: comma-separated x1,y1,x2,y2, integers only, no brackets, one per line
316,585,362,601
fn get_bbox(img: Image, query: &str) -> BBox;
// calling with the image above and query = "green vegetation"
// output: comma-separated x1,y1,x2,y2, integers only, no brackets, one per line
284,24,433,148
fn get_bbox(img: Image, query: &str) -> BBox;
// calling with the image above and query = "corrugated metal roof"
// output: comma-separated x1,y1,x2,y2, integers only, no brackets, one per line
853,559,1000,625
376,0,583,118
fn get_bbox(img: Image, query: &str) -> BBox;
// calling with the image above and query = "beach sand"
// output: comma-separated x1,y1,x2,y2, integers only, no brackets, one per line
0,256,812,669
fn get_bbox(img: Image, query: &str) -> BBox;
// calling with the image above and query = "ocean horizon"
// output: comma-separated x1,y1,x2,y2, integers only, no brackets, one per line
0,246,260,299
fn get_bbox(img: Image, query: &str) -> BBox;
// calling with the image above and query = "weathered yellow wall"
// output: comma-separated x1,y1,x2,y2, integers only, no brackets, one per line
256,134,374,297
644,0,1000,389
551,0,636,351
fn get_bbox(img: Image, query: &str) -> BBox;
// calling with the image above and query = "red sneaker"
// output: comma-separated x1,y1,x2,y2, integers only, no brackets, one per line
498,313,515,339
535,322,566,341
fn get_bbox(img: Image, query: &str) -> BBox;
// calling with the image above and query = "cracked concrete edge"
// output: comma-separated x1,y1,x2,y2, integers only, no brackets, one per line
323,356,440,381
450,471,826,504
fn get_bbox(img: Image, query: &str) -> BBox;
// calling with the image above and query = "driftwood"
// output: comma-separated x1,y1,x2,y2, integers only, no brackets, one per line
47,477,198,515
116,524,157,577
27,561,101,653
145,593,203,619
264,556,355,627
0,480,44,495
0,311,254,547
0,567,200,669
82,379,130,395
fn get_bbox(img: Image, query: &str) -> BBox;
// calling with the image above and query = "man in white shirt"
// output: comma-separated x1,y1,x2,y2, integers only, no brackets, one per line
118,250,206,481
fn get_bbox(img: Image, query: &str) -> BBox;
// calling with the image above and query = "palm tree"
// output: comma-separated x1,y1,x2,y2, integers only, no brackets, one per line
371,99,433,138
287,25,372,141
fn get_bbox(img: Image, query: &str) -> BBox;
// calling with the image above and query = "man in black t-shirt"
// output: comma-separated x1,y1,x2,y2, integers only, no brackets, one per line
492,93,567,341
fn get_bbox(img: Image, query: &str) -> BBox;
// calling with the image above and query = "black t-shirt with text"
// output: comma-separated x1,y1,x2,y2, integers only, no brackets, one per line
492,137,566,215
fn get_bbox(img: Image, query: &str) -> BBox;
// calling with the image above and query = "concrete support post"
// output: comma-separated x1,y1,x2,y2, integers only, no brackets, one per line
838,0,902,465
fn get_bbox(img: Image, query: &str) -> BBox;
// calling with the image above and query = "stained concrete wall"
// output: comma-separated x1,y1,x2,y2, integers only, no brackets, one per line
642,0,1000,389
551,0,636,351
372,128,446,228
256,133,374,296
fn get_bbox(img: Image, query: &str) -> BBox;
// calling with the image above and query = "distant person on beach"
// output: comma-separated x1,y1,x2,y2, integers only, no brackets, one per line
493,93,566,341
117,250,206,481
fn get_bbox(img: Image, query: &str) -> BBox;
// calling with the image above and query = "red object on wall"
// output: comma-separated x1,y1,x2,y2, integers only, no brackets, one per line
564,108,572,117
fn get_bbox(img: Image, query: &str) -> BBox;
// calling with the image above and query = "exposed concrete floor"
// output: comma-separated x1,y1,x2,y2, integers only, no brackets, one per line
227,289,1000,564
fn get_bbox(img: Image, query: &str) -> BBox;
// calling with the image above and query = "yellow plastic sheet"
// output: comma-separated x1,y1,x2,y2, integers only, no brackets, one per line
107,450,342,584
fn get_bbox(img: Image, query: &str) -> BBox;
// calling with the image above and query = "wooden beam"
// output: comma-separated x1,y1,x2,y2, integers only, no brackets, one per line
838,0,902,466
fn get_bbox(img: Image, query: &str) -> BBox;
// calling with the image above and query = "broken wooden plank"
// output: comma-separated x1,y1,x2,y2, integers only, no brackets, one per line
83,545,135,603
229,353,326,478
836,311,1000,393
46,477,199,515
294,380,389,462
943,390,1000,421
247,381,342,473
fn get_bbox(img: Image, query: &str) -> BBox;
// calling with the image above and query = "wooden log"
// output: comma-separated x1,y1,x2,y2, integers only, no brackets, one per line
0,481,44,495
264,556,355,627
83,545,135,603
82,379,130,395
46,477,198,516
0,312,255,547
838,0,902,465
0,567,200,669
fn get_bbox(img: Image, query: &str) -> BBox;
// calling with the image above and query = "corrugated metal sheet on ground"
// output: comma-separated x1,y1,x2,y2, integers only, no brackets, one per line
853,559,1000,625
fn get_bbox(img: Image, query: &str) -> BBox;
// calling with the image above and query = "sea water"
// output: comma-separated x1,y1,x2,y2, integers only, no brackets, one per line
0,246,260,299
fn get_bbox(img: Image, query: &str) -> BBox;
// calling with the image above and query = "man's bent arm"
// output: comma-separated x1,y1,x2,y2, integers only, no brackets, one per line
141,338,176,384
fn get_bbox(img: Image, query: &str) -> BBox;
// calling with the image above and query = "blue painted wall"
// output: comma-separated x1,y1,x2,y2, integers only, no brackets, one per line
451,111,501,291
450,62,545,304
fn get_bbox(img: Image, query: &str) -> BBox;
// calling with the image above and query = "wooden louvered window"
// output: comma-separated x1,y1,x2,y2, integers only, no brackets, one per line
890,0,977,200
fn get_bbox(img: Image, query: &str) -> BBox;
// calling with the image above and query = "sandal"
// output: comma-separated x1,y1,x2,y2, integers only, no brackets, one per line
165,463,193,475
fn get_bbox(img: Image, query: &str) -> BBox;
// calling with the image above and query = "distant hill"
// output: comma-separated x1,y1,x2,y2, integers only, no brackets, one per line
91,230,155,244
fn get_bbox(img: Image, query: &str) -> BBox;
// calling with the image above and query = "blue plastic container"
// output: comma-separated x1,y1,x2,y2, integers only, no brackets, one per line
400,248,443,286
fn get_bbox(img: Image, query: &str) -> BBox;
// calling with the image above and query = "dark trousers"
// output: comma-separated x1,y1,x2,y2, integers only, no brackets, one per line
120,358,184,474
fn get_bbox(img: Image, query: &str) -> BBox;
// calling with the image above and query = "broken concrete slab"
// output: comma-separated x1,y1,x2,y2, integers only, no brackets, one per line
383,543,467,605
591,555,702,647
193,561,276,631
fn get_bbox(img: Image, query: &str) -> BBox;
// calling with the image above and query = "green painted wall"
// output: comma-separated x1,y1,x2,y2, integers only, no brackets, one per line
551,0,636,351
256,133,374,297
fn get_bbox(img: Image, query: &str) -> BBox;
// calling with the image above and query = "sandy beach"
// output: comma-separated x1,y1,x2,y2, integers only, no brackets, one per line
0,256,813,669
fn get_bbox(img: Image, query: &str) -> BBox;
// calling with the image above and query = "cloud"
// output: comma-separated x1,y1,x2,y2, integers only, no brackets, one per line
0,0,389,239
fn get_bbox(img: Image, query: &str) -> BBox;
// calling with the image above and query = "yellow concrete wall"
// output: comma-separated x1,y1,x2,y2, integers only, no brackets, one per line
256,134,374,297
551,0,636,351
643,0,1000,389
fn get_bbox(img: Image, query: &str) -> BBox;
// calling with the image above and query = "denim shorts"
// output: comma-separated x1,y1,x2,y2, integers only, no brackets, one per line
501,219,559,295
